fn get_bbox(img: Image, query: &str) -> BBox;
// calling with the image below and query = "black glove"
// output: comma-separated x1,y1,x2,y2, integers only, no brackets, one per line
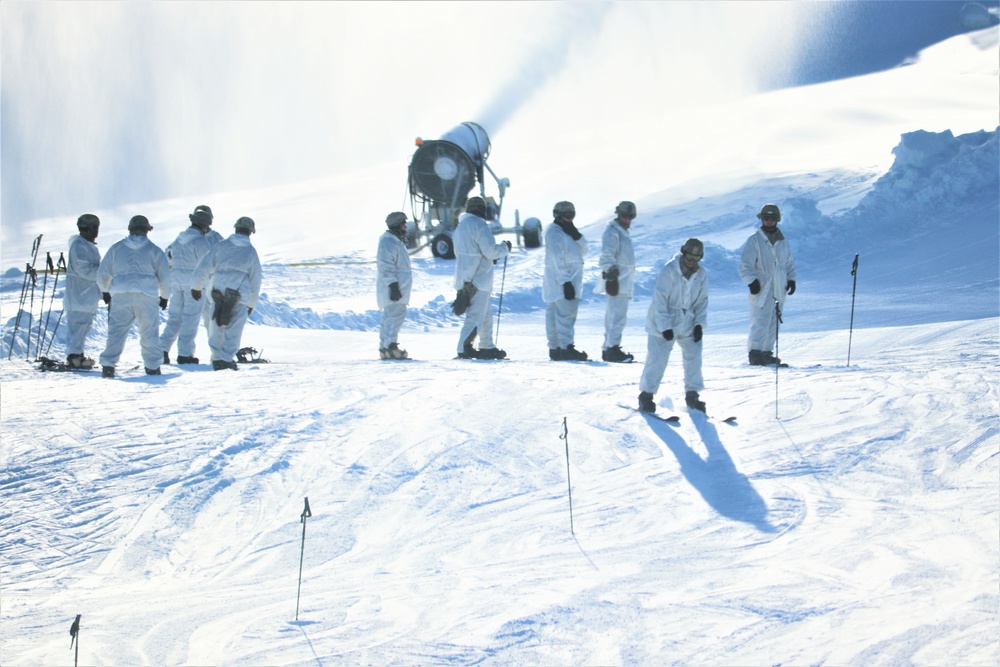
159,297,168,310
389,281,402,302
606,278,619,297
603,265,620,281
452,281,475,315
563,282,575,301
786,280,796,295
749,279,761,295
191,289,202,301
662,329,674,341
248,307,253,316
693,324,703,343
503,240,512,251
102,292,111,306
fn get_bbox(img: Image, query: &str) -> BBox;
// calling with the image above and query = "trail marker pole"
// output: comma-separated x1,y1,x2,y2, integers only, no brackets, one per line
295,497,312,620
69,614,81,667
560,417,575,535
848,253,859,366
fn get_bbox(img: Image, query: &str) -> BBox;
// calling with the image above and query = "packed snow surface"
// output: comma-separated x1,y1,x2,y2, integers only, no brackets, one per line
1,24,998,667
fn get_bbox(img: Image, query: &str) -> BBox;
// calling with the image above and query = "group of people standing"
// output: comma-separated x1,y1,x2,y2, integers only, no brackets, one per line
63,206,262,377
376,199,796,414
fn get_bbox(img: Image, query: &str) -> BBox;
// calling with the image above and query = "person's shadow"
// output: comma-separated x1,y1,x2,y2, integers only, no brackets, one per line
643,413,776,533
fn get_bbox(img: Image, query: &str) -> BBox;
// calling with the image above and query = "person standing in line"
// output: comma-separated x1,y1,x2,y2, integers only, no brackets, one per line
159,208,213,364
738,203,797,367
596,200,637,363
377,212,412,360
544,200,588,361
97,215,171,377
638,238,708,413
63,214,103,369
452,196,510,360
190,216,262,371
191,205,224,332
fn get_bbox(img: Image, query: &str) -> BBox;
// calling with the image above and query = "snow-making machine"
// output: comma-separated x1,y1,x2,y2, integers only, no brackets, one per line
405,121,542,258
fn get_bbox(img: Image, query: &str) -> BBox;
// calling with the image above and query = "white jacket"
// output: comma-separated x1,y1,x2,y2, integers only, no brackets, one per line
738,227,797,309
96,235,170,299
191,233,262,308
543,222,588,303
453,212,509,292
376,230,412,309
593,220,635,297
645,254,708,337
63,234,102,313
165,226,213,290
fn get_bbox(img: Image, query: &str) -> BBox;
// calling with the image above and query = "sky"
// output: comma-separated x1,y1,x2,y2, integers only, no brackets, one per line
1,0,995,241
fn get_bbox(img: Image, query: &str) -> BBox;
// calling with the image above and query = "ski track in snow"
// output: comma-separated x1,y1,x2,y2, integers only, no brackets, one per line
1,316,996,665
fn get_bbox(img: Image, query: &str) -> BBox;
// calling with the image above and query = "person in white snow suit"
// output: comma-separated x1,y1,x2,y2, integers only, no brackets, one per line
190,205,225,330
544,200,589,361
738,203,797,366
190,216,262,371
63,214,103,369
159,208,214,364
596,200,637,363
452,196,511,360
377,212,412,360
96,215,171,377
638,238,708,414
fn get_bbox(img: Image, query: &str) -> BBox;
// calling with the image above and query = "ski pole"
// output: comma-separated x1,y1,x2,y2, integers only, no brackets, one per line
44,254,68,357
8,264,33,359
69,614,81,667
295,497,312,621
38,253,61,358
848,253,859,366
32,253,53,360
560,417,575,535
495,254,508,346
774,299,782,420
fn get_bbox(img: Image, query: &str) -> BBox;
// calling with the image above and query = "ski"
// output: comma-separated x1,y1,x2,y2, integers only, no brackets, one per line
617,404,680,423
35,357,95,373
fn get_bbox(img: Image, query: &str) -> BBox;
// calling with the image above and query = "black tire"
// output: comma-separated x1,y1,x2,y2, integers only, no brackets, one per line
522,218,542,248
431,232,455,259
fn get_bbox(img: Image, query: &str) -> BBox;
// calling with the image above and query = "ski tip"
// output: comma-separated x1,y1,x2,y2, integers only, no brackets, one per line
664,415,681,422
722,416,738,423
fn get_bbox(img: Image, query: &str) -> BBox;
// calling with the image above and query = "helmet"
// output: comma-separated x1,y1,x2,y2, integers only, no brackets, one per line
615,201,637,219
682,238,704,258
76,213,100,231
190,209,212,230
385,212,407,230
234,216,256,234
553,201,576,219
194,205,213,219
757,203,781,222
466,196,487,218
128,215,152,233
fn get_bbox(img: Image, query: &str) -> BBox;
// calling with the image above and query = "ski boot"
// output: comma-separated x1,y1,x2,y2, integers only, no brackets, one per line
163,351,170,364
176,355,199,364
602,345,633,363
685,391,706,412
386,343,409,360
457,344,479,360
562,344,588,361
66,354,95,370
101,366,115,378
145,367,162,376
478,347,507,360
549,348,563,361
638,391,656,413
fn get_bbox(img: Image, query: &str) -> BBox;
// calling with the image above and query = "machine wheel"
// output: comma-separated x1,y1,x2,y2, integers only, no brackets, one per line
431,232,455,259
522,218,542,248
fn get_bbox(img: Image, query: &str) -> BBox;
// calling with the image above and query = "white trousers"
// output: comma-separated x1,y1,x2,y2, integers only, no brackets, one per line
457,288,495,353
747,298,782,352
100,292,162,370
208,304,249,362
546,299,579,350
639,333,704,395
602,294,630,349
159,288,203,357
64,309,96,357
380,302,407,348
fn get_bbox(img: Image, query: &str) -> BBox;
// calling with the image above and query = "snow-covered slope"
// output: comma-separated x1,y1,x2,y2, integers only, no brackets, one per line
0,25,998,667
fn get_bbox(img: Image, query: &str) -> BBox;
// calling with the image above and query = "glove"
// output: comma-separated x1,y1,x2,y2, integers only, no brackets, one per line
503,240,512,251
563,282,575,301
102,292,111,306
603,265,620,281
191,289,202,301
389,281,402,302
605,278,619,297
452,281,475,315
693,324,703,343
786,280,796,295
248,307,253,316
748,279,761,295
662,329,674,341
159,297,168,310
